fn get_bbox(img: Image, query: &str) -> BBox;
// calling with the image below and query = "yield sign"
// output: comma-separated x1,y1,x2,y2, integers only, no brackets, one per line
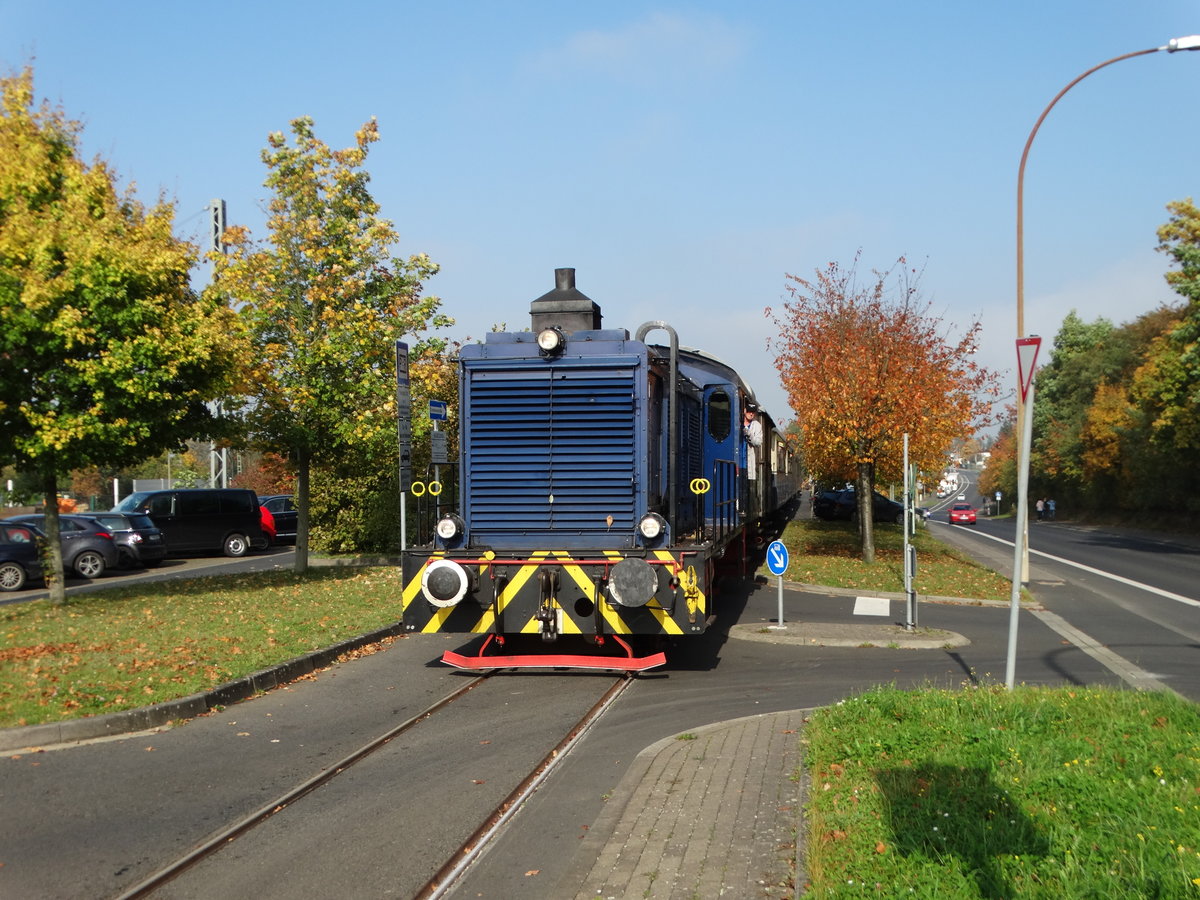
1016,336,1042,403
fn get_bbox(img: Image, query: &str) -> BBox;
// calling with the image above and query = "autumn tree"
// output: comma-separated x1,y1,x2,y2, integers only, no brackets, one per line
211,116,450,571
1031,304,1182,513
769,255,997,562
977,411,1017,507
0,68,245,603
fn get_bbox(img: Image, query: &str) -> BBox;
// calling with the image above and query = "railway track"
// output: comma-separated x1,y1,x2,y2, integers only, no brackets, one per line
113,671,634,899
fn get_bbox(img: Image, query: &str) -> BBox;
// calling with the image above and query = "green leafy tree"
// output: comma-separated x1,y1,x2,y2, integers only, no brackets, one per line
1138,198,1200,457
0,69,245,603
1030,312,1116,504
211,116,450,572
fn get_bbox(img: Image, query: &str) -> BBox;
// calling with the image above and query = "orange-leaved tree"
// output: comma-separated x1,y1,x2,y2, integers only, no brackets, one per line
768,255,998,562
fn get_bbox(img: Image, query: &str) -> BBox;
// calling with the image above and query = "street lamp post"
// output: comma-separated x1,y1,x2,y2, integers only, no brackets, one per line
1008,35,1200,690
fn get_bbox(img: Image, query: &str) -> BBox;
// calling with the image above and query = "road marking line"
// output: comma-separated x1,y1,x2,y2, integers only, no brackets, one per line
930,522,1200,607
1032,609,1178,696
853,596,890,616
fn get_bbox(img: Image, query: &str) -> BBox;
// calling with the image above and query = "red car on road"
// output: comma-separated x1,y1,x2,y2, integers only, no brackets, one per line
948,503,977,525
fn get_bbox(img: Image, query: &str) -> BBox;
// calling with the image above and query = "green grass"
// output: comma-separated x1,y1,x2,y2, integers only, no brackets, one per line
771,518,1014,602
0,567,404,728
803,684,1200,898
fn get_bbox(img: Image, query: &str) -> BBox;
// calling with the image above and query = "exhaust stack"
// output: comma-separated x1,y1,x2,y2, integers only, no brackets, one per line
530,268,602,335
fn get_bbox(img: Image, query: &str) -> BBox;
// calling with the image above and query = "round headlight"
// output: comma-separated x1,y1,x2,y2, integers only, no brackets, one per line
537,328,564,353
436,514,462,541
638,513,665,540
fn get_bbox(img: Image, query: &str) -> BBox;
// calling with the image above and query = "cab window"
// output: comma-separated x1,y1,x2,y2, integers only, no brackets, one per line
707,388,731,441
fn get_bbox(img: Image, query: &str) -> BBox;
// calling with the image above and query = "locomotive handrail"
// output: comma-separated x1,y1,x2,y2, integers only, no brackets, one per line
635,321,679,534
710,457,738,542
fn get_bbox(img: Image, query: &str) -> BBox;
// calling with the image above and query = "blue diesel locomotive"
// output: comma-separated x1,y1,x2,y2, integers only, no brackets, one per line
401,269,802,670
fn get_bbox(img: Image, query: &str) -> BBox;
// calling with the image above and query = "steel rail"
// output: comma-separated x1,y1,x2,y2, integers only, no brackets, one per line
112,674,492,900
416,673,635,899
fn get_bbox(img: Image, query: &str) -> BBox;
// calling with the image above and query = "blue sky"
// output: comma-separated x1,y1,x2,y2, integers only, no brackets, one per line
5,2,1199,426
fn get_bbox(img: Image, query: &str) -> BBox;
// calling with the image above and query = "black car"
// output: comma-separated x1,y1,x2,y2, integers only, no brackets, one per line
1,514,120,579
85,512,168,568
0,521,45,592
259,495,297,542
113,488,265,557
812,489,925,525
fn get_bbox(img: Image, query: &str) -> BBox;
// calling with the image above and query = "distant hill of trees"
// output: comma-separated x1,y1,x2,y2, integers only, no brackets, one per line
980,198,1200,526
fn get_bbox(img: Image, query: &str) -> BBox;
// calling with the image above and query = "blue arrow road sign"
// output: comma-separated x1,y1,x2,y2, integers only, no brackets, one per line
428,399,448,421
766,540,789,575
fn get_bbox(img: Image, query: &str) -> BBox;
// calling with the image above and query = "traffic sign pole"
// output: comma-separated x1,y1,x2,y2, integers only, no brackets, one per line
1007,335,1042,689
766,539,789,629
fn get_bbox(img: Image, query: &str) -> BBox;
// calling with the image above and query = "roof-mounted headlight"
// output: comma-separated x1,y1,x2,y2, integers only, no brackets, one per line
637,512,667,543
537,327,565,356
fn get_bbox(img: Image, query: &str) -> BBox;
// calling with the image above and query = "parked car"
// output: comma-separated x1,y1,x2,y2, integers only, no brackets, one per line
949,503,977,525
85,512,168,568
813,488,928,525
0,522,45,592
113,488,265,557
259,495,297,542
0,514,119,579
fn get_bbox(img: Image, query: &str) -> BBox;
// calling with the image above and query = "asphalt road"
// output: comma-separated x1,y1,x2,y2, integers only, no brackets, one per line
929,468,1200,695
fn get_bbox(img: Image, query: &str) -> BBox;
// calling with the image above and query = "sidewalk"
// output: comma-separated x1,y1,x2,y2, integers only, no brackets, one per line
565,709,810,900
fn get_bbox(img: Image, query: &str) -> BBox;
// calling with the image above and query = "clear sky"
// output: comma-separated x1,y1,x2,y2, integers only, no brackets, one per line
5,2,1199,426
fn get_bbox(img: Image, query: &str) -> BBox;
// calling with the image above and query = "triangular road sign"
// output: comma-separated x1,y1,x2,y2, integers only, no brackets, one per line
1016,336,1042,403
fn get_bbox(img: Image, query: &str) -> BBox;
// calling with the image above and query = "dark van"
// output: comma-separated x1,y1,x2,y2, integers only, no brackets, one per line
114,489,265,557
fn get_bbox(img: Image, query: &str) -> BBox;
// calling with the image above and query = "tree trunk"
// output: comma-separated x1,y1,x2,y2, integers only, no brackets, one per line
294,445,310,575
856,459,875,565
41,468,67,605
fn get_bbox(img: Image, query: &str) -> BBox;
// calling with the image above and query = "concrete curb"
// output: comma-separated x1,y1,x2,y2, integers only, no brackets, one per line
0,621,409,753
728,621,970,649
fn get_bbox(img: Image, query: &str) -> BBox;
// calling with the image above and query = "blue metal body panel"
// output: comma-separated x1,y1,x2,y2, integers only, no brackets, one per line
459,333,649,550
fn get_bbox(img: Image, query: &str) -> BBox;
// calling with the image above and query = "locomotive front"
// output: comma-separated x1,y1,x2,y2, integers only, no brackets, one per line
400,269,716,670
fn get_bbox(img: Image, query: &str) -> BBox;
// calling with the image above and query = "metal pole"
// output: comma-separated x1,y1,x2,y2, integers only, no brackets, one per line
1005,377,1037,689
1015,40,1194,583
903,433,915,630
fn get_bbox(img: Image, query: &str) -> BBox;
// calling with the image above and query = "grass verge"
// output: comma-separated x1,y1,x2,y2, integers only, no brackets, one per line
0,567,404,728
803,684,1200,897
772,518,1013,601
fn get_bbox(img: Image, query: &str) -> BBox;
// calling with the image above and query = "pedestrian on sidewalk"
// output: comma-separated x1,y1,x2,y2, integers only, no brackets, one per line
1048,498,1056,521
1036,498,1045,521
